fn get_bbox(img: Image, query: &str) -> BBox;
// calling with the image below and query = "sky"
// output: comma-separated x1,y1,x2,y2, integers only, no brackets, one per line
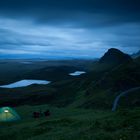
0,0,140,59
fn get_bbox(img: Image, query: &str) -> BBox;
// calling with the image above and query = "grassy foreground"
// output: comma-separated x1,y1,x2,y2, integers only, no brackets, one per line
0,105,140,140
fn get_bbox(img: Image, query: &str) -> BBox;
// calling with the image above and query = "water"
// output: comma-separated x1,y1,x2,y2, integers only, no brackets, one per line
69,71,86,76
0,80,51,88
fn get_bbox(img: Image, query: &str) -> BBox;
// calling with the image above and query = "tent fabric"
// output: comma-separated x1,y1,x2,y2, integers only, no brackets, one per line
0,107,20,122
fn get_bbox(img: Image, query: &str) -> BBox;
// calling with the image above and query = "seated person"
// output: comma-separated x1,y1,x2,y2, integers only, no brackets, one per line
44,110,50,117
33,111,40,118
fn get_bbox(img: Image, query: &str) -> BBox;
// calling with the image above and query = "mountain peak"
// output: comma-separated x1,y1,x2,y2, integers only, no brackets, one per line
107,48,123,53
132,50,140,58
99,48,132,64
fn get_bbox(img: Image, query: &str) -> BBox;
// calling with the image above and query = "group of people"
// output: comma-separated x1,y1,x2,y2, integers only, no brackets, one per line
33,110,50,118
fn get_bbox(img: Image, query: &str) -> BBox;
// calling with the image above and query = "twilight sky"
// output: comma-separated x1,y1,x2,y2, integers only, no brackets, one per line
0,0,140,59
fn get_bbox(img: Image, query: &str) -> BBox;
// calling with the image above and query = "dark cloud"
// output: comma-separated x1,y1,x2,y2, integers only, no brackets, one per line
0,0,139,58
0,0,139,27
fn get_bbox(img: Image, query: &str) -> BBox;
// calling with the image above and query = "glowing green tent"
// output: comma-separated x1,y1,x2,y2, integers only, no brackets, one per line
0,107,21,122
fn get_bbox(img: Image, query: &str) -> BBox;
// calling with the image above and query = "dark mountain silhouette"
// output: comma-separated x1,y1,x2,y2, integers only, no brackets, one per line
85,49,140,93
132,50,140,58
99,48,132,65
136,56,140,63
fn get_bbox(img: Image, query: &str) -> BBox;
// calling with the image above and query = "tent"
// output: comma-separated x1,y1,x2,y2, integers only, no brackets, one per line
0,107,21,122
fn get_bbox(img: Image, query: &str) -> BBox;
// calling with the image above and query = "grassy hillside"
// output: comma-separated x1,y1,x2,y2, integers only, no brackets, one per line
25,66,81,81
0,50,140,140
0,59,93,84
0,54,140,109
0,105,140,140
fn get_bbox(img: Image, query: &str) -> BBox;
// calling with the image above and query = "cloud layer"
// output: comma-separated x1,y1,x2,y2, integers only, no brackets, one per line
0,0,140,59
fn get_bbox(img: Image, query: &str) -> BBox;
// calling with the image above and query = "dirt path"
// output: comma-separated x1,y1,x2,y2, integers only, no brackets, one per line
112,87,140,111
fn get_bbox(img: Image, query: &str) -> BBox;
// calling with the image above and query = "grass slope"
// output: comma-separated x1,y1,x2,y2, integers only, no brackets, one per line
0,105,140,140
0,60,140,109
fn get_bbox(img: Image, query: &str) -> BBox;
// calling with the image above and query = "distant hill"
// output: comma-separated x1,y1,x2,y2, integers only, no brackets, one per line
136,56,140,63
0,48,140,110
24,66,81,81
99,48,132,64
93,49,138,91
132,50,140,58
90,48,133,72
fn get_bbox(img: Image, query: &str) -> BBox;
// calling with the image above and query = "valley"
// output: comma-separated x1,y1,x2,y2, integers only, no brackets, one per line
0,49,140,140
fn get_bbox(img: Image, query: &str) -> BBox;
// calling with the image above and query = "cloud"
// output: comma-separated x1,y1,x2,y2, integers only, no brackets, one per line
0,0,139,27
0,0,139,59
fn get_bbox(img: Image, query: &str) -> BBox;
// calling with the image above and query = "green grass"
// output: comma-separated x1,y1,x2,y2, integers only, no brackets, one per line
0,58,140,139
0,105,140,140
